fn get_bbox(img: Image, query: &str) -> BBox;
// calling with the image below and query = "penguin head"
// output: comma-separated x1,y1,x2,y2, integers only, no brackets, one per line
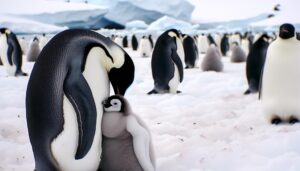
108,52,134,96
0,28,10,38
279,23,295,39
167,29,182,40
102,95,131,114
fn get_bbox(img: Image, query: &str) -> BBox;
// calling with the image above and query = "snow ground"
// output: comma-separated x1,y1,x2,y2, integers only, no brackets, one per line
1,49,300,171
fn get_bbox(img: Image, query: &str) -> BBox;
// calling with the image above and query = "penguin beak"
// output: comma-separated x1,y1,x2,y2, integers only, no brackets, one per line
102,100,112,108
108,54,135,95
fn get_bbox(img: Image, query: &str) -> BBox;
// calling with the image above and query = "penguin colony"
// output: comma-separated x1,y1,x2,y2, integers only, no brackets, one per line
0,23,295,171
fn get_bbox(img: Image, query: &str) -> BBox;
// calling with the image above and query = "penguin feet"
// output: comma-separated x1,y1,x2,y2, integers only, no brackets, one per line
176,90,182,94
271,117,282,125
15,71,28,76
147,89,158,95
289,117,299,125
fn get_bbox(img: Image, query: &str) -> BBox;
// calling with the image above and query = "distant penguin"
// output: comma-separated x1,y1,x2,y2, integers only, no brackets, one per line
26,29,135,171
244,34,270,95
198,34,209,54
214,33,221,48
207,34,217,46
27,37,41,62
201,44,223,72
122,35,128,48
260,23,300,125
114,35,123,47
132,34,138,51
183,34,199,68
149,35,154,48
18,36,28,55
296,32,300,41
39,33,48,50
100,95,155,171
220,34,230,56
230,42,246,63
139,36,152,58
241,37,250,56
148,29,184,94
0,28,27,76
230,32,241,45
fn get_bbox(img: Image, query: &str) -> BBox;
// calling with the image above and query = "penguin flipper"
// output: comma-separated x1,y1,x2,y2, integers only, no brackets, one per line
171,49,184,82
127,115,155,171
63,73,97,159
7,43,13,65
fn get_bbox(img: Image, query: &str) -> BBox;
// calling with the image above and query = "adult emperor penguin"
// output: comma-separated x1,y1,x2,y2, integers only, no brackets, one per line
122,35,128,48
197,34,209,54
244,34,269,95
39,33,49,50
149,35,154,48
148,29,184,94
220,33,230,56
27,36,41,62
0,28,27,76
114,35,123,47
183,34,199,68
132,34,138,51
100,95,155,171
26,29,135,171
139,36,152,57
260,23,300,125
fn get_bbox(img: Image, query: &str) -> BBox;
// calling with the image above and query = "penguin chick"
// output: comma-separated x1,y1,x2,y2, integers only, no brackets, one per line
100,95,156,171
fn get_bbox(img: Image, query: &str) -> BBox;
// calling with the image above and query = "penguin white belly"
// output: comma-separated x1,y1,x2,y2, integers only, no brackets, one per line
262,41,300,120
139,40,151,57
51,47,110,171
0,36,16,76
168,64,180,94
241,39,249,55
176,38,185,68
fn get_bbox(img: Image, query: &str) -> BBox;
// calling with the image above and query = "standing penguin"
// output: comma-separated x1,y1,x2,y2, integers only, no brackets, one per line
201,44,223,72
230,42,246,63
0,28,27,76
149,35,154,48
100,95,155,171
244,34,269,94
260,23,300,125
18,36,28,55
39,33,49,50
138,36,152,58
132,34,138,51
122,35,128,48
220,34,230,56
197,34,209,54
26,29,135,171
183,34,199,68
27,36,41,62
148,29,184,94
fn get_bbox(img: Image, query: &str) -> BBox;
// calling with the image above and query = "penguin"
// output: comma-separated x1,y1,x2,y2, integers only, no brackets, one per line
183,34,199,68
230,32,241,46
39,33,49,50
100,95,155,171
114,35,123,47
122,35,128,48
0,28,27,76
230,42,246,63
296,32,300,41
132,34,138,51
220,33,230,56
138,36,152,58
244,34,270,95
197,34,209,54
149,35,154,49
207,34,217,46
148,29,184,94
27,36,41,62
201,44,223,72
18,36,28,55
241,36,250,56
260,23,300,125
26,29,135,171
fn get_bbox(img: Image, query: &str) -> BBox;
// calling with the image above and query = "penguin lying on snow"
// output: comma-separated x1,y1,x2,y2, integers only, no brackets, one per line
26,29,135,171
0,28,27,76
260,23,300,125
100,95,156,171
148,29,184,94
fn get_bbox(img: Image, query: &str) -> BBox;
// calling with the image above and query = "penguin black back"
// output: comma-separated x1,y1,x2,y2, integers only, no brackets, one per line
245,34,269,95
132,34,138,51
